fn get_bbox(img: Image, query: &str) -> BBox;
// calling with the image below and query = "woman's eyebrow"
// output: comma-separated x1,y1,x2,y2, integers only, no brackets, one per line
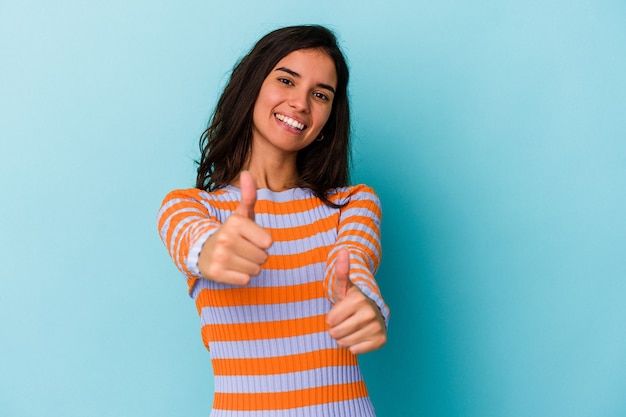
275,67,336,94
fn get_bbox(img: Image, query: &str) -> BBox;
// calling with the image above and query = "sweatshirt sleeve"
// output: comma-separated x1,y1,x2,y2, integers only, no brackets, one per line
323,185,390,326
156,188,221,293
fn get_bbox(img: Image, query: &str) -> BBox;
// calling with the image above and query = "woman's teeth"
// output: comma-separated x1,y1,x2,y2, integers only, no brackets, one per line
275,114,305,131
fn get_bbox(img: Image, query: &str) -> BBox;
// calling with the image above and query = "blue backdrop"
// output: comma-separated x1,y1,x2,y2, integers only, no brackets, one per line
1,1,625,416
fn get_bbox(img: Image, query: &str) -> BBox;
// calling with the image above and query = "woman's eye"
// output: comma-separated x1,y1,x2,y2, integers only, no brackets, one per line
314,92,329,101
278,78,293,86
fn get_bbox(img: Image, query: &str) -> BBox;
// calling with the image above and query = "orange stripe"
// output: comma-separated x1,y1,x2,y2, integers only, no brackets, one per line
351,277,378,297
270,214,339,241
186,277,197,293
212,348,357,376
338,213,380,231
192,200,339,241
213,381,368,411
160,201,216,272
326,248,379,299
195,281,323,311
340,241,380,266
264,245,331,270
157,192,190,232
351,257,370,269
157,189,213,229
202,314,326,342
257,198,319,215
176,223,217,277
337,225,381,257
161,205,207,252
200,199,238,212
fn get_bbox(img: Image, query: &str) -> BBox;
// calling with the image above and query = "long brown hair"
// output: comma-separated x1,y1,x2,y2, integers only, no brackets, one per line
196,25,351,207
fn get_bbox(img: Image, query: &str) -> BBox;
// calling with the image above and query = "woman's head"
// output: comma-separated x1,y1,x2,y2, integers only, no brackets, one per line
197,25,351,202
252,47,336,158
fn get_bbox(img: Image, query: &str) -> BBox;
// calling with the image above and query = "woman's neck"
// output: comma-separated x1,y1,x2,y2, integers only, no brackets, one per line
235,150,299,192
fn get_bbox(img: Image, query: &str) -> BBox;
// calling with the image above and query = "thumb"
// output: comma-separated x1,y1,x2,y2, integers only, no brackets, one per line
333,248,353,302
235,171,257,220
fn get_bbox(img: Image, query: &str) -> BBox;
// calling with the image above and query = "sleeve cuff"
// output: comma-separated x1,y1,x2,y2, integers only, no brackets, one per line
185,228,218,278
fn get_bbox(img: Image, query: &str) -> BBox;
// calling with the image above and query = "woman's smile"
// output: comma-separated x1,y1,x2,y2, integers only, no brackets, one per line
274,113,307,132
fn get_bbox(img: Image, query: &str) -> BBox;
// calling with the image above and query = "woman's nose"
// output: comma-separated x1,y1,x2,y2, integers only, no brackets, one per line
288,89,310,113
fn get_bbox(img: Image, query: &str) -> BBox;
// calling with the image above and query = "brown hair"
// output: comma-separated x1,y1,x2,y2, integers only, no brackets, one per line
196,25,351,207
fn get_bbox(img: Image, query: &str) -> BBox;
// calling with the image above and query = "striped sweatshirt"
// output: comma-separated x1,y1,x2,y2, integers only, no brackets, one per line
157,184,390,416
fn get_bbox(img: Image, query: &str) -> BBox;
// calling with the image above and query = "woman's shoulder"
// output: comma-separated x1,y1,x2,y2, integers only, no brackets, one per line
328,184,381,206
329,183,378,196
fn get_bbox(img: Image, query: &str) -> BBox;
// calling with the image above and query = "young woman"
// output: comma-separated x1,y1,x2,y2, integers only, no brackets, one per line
157,25,390,416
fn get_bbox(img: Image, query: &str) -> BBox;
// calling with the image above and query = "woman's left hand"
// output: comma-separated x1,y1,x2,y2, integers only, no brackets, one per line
326,249,387,354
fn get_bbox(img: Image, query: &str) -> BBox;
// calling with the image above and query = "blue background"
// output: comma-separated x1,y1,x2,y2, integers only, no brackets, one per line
1,1,625,416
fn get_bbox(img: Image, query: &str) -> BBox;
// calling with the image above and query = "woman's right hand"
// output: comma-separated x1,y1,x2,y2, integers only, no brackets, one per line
198,171,273,285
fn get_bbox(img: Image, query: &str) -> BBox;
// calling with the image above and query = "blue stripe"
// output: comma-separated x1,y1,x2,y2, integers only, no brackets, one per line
268,229,337,256
214,366,364,393
221,185,315,203
209,397,375,417
340,206,381,224
200,298,331,325
199,189,239,203
325,248,376,272
191,263,326,292
336,223,380,256
209,332,338,359
255,208,334,230
337,186,379,203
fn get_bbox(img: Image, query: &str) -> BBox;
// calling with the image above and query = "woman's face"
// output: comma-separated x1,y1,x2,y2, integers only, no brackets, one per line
251,48,337,156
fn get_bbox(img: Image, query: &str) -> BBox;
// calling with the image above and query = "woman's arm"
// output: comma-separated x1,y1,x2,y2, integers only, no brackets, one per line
323,185,390,354
157,188,221,289
156,173,272,289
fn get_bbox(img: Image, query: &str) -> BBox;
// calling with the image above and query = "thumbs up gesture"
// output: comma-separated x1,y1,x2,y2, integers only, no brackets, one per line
198,171,273,286
235,170,258,220
326,249,387,354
